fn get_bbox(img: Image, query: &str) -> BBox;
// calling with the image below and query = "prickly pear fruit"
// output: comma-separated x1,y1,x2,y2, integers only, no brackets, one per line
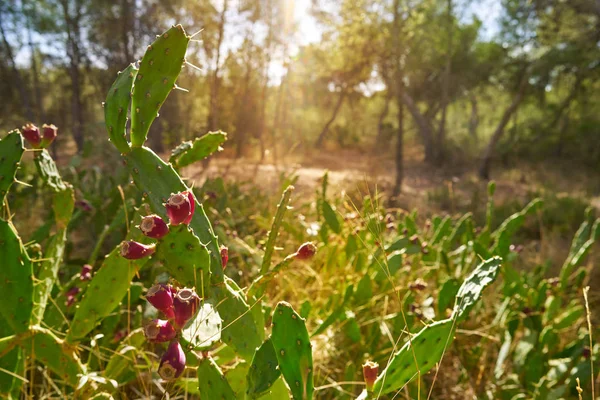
120,240,155,259
146,283,175,319
144,319,177,343
158,340,186,380
65,287,80,307
296,242,317,260
41,124,57,148
165,192,193,225
184,191,195,224
139,215,169,239
173,288,200,328
21,123,41,148
220,246,229,270
363,361,378,392
80,264,93,281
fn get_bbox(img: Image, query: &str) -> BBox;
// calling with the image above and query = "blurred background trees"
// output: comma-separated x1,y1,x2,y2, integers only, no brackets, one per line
0,0,598,189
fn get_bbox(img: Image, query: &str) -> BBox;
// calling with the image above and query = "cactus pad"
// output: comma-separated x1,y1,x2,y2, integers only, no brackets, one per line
181,302,222,350
452,256,502,322
169,131,227,168
0,130,24,204
211,278,262,361
197,356,237,400
0,219,33,333
104,63,138,153
271,301,314,400
246,338,282,399
155,224,211,291
372,318,456,395
66,237,149,343
130,25,189,147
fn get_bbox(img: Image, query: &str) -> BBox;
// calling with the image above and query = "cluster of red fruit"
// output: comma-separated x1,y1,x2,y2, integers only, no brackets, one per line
20,123,58,149
144,283,200,380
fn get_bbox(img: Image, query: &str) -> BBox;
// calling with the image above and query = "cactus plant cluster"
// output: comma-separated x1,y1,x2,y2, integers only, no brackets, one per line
0,23,597,399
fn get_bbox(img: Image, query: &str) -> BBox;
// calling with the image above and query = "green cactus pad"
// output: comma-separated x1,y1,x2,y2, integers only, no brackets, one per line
30,328,84,387
170,131,227,168
492,198,541,257
211,278,262,361
31,229,67,325
451,256,502,322
130,25,190,147
372,318,456,395
66,237,149,343
104,63,138,153
156,224,211,292
124,146,223,282
0,130,24,204
104,328,145,382
0,320,21,397
197,357,237,400
34,149,68,192
271,301,314,400
247,338,282,399
0,219,33,333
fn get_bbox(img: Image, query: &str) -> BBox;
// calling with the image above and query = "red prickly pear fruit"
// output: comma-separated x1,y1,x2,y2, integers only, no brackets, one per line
120,241,155,259
165,192,192,226
40,124,58,147
65,286,80,307
362,361,379,392
183,191,195,224
158,340,186,380
146,283,175,319
296,242,317,260
140,215,169,239
80,264,93,281
75,199,93,212
144,319,177,343
173,287,200,328
21,123,41,148
220,246,228,270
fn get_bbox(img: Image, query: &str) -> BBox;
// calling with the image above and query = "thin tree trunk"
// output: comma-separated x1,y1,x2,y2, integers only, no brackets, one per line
468,94,479,143
258,0,273,162
0,8,34,121
373,91,392,151
436,0,453,164
121,0,131,64
392,0,403,197
26,5,44,121
60,0,85,152
207,0,228,132
402,92,435,162
479,73,529,179
315,90,346,147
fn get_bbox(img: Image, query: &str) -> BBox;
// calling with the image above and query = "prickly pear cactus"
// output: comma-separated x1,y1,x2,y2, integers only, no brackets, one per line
0,219,34,334
371,318,456,395
130,25,189,147
247,338,282,399
452,256,502,322
197,356,237,400
0,130,24,203
271,301,314,400
104,63,138,153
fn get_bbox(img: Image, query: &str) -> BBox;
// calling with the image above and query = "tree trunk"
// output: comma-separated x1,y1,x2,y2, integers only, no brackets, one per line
315,90,346,147
207,0,228,132
435,0,453,164
373,91,392,152
0,8,34,121
468,94,479,143
121,0,131,65
392,0,403,197
26,5,44,121
478,73,528,180
402,92,435,162
60,0,85,153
